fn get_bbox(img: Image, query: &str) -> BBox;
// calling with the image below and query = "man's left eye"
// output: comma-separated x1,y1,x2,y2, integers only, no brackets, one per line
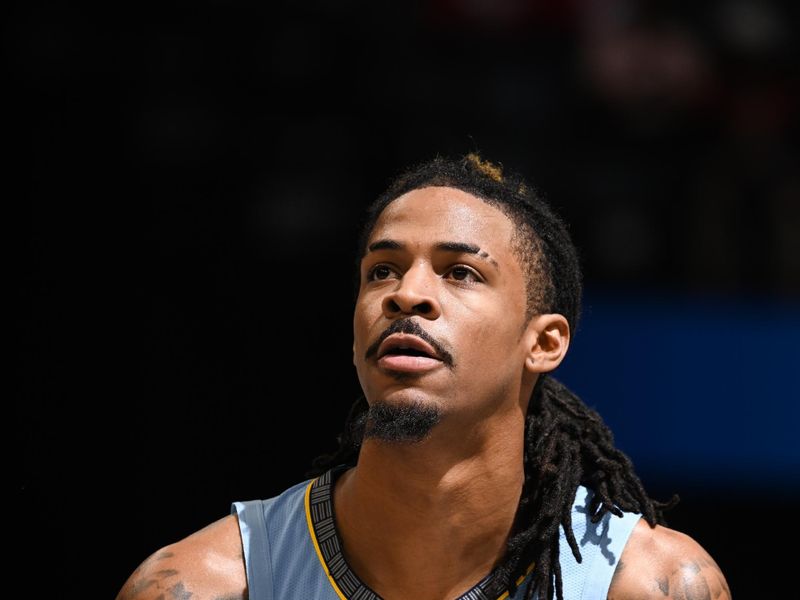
449,267,479,282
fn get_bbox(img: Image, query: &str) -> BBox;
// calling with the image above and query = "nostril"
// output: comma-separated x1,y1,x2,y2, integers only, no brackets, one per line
387,299,401,312
415,303,431,314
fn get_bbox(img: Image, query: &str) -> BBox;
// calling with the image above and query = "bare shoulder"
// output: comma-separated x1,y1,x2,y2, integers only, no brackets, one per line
115,514,247,600
607,519,732,600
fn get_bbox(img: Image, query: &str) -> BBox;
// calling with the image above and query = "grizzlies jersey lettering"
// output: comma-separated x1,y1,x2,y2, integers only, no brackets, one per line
232,467,640,600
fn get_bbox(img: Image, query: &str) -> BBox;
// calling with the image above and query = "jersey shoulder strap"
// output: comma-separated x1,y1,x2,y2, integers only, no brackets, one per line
231,498,276,600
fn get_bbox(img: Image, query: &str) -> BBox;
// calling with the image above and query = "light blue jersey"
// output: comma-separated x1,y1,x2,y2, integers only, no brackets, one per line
232,467,640,599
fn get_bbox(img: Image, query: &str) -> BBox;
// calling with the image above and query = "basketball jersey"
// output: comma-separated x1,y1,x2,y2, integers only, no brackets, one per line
231,467,640,600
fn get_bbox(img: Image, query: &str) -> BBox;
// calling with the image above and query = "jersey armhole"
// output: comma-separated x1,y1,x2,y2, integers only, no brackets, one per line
232,500,276,600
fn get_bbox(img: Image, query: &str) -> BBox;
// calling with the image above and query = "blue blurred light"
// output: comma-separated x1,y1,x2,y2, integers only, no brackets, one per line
555,289,800,490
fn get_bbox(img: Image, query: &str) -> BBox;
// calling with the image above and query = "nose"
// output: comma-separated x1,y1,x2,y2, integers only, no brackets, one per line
381,263,442,320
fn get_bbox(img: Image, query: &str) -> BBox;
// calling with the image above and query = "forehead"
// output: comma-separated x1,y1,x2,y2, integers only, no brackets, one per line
369,186,515,252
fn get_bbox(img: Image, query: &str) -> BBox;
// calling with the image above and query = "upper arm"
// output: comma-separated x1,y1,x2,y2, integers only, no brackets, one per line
607,519,732,600
115,515,247,600
115,547,185,600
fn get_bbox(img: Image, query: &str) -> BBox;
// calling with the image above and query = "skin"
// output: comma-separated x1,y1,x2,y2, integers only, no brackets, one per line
114,515,246,600
116,186,731,600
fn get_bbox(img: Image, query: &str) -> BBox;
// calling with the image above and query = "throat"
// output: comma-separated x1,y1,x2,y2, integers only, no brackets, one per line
330,457,523,599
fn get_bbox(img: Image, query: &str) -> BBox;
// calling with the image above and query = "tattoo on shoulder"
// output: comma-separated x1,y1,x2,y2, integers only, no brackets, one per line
661,554,731,600
119,564,185,600
606,550,730,600
155,569,179,578
119,549,245,600
656,576,669,596
167,582,193,600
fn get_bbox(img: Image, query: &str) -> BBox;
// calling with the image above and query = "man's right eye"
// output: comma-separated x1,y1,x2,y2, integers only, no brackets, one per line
368,265,393,280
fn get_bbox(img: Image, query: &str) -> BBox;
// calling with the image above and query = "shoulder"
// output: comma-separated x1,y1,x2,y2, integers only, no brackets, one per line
115,515,247,600
607,519,732,600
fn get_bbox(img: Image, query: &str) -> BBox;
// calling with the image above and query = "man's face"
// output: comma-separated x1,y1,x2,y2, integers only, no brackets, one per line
353,186,533,425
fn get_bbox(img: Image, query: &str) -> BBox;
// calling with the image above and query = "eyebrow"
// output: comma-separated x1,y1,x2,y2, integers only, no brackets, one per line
366,239,499,268
367,239,404,252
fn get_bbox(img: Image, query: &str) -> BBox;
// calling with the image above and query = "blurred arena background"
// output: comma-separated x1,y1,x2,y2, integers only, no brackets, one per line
14,1,798,597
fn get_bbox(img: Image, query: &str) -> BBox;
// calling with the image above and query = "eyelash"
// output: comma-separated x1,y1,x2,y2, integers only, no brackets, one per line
366,264,483,284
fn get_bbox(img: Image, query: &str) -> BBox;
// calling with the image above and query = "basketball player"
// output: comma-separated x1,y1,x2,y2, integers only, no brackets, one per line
116,154,731,599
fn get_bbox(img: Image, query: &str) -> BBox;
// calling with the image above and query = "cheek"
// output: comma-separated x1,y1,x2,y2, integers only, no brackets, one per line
352,310,368,387
353,298,377,356
353,319,365,360
457,314,523,368
484,324,516,354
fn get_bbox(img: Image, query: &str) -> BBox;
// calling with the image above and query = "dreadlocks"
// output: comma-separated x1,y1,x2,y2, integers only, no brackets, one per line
310,153,677,600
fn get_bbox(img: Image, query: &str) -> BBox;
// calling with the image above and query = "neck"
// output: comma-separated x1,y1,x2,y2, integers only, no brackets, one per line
333,407,526,600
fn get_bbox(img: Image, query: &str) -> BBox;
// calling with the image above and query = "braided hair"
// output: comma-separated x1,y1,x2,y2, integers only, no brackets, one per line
310,154,677,600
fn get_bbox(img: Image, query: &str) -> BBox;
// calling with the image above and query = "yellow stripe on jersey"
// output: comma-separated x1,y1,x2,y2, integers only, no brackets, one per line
304,478,349,600
495,561,536,600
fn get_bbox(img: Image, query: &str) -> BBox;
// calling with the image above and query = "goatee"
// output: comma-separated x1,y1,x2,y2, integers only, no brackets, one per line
361,400,442,443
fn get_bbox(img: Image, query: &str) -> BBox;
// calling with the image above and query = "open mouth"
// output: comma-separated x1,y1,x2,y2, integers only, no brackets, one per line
376,334,443,373
382,347,434,358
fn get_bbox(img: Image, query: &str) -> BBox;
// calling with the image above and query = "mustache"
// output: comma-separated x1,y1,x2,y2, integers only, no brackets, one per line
365,318,455,368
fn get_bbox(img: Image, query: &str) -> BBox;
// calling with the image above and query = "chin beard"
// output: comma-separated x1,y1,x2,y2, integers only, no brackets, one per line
359,400,442,443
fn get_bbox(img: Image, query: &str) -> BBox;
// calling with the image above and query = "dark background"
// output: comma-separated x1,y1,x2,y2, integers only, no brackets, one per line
14,1,799,598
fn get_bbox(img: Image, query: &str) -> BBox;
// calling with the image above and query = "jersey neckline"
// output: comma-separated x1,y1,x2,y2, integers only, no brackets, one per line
304,466,524,600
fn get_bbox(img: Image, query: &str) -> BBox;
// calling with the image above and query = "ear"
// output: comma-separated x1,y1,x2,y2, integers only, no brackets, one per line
522,313,570,374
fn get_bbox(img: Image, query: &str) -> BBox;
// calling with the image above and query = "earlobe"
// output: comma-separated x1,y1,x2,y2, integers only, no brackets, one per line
524,314,570,374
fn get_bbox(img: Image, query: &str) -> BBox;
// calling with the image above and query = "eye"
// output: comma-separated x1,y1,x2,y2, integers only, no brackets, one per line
367,264,396,281
447,266,481,283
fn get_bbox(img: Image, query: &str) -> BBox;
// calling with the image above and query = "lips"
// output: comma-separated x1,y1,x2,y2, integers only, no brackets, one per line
376,333,443,373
